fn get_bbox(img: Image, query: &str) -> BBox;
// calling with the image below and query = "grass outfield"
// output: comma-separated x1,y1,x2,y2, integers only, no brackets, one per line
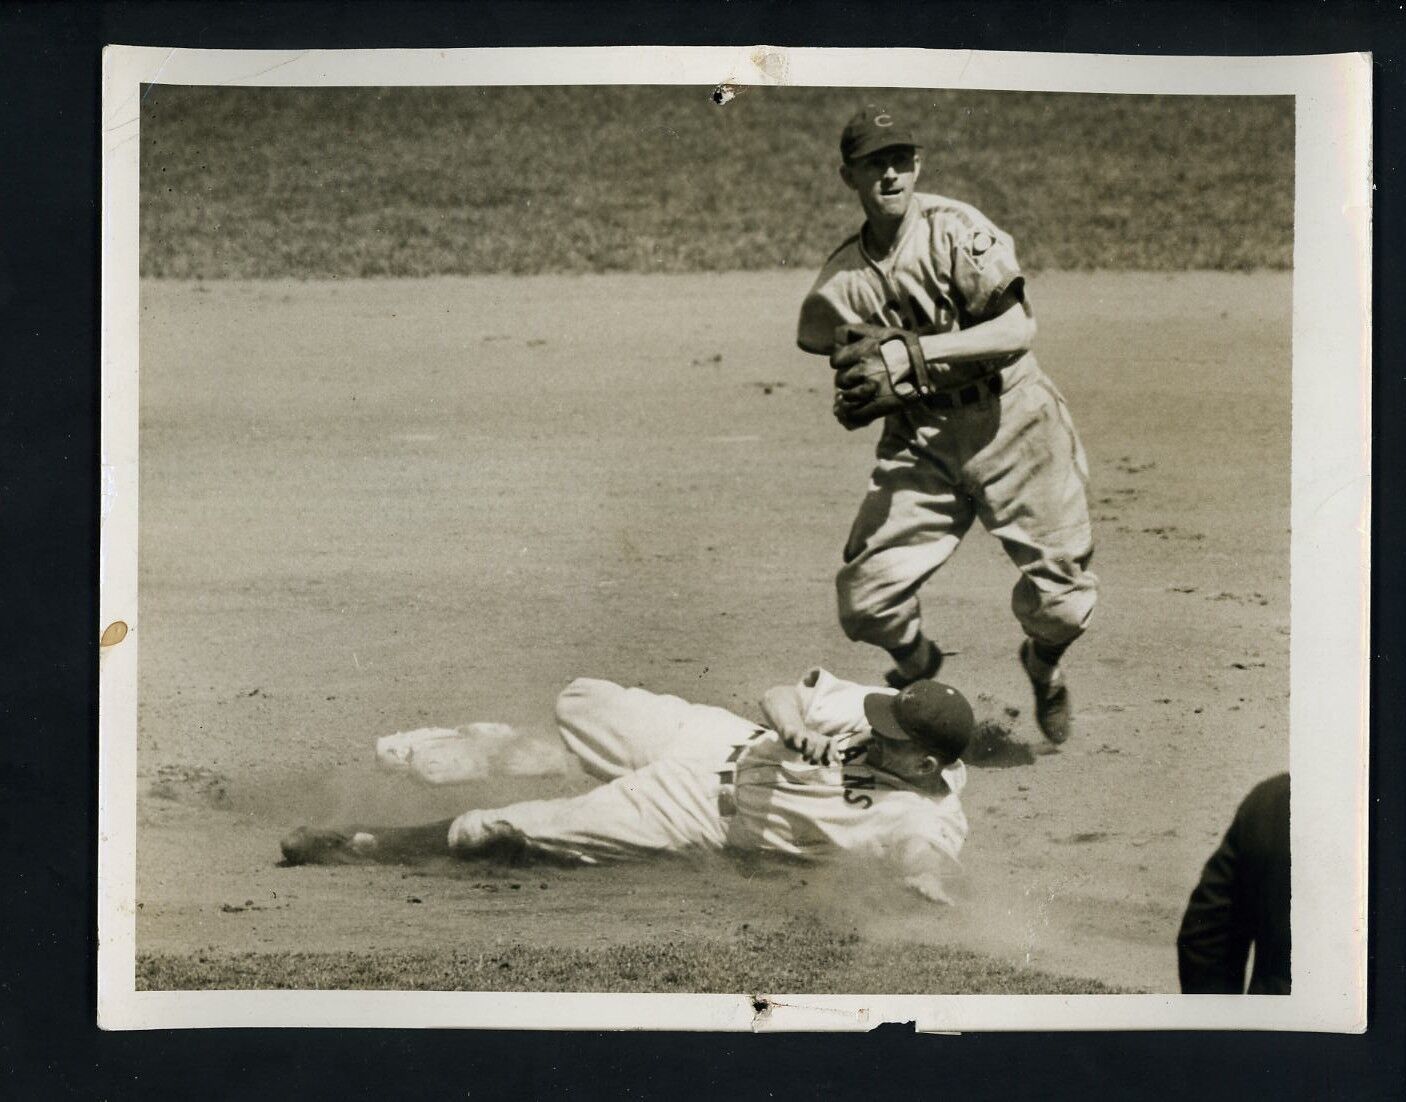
140,85,1291,278
137,924,1133,993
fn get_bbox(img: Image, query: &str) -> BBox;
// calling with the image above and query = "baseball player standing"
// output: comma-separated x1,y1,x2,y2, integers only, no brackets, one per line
281,668,974,905
796,105,1099,744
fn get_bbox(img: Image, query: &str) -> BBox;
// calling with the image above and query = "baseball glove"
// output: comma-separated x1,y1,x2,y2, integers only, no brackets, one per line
829,323,930,430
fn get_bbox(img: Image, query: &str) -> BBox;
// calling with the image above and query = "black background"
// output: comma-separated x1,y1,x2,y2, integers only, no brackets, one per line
1,2,1401,1097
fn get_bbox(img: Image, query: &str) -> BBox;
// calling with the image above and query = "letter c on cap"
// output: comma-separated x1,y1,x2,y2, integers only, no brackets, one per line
874,113,893,127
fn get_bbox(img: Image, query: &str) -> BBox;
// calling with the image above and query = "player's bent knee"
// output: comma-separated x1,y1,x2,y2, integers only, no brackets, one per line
835,568,881,640
837,603,869,642
836,591,885,643
554,679,640,781
1012,577,1098,647
554,677,623,728
837,575,913,646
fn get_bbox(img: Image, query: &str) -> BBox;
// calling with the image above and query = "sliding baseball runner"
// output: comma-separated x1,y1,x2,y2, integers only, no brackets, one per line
281,668,974,905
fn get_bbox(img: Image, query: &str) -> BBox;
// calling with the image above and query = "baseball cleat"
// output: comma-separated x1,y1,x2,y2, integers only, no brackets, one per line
1020,640,1072,745
279,826,382,866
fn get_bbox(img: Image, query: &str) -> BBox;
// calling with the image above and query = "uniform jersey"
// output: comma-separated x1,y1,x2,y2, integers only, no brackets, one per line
796,189,1099,662
729,667,968,866
796,192,1030,389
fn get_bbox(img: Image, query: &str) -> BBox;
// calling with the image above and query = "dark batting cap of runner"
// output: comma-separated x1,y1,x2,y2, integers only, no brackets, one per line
840,105,922,163
864,680,974,764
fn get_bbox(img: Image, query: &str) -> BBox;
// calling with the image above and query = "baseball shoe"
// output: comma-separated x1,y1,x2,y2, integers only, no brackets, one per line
279,825,382,866
884,637,945,689
1019,640,1072,745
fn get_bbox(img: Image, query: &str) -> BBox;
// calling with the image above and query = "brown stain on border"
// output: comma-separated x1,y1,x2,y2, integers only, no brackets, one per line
101,621,129,647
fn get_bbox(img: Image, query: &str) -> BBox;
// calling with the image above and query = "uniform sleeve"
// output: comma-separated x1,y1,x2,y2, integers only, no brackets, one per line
796,289,847,355
948,214,1025,322
1176,806,1253,994
791,667,882,739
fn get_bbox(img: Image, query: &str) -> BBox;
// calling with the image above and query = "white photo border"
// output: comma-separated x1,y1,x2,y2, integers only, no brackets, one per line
98,45,1371,1033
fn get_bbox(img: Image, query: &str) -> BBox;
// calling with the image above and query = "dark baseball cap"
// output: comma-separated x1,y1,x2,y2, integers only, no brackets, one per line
840,105,922,163
863,680,974,763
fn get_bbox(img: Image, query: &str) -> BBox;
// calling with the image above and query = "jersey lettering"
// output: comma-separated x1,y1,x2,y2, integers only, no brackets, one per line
869,293,944,336
842,770,875,809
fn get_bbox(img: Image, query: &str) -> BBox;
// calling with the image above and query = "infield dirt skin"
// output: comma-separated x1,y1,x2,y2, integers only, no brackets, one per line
134,270,1289,992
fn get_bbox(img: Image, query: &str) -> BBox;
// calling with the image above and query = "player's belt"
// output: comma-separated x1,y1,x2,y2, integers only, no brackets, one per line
717,727,768,818
924,373,1003,410
921,353,1032,411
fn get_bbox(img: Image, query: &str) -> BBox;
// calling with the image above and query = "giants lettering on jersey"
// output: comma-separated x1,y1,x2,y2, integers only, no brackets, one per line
838,742,874,809
842,770,875,809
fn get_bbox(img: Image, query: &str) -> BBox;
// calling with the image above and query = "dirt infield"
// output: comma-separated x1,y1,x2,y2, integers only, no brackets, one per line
135,269,1289,992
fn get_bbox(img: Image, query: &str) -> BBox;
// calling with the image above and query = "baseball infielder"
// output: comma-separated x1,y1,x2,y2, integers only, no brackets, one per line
281,669,974,905
796,105,1099,744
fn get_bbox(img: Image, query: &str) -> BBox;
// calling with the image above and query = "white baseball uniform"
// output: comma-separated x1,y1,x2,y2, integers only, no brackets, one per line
447,670,968,880
797,192,1098,655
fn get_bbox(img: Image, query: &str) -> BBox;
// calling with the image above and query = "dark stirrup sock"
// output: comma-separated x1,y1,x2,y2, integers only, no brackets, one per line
368,818,458,858
1031,639,1070,668
891,635,942,680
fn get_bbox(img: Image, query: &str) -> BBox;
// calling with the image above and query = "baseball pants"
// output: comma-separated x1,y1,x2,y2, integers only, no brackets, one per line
447,679,760,864
837,365,1098,654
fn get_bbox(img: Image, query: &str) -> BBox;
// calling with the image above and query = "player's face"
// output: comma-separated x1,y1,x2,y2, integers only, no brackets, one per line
867,734,938,779
841,146,921,222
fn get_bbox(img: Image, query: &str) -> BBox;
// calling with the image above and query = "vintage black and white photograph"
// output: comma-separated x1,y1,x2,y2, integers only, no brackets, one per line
98,47,1369,1031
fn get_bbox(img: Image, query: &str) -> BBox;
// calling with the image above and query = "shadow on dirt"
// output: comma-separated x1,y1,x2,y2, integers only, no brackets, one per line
964,719,1037,768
